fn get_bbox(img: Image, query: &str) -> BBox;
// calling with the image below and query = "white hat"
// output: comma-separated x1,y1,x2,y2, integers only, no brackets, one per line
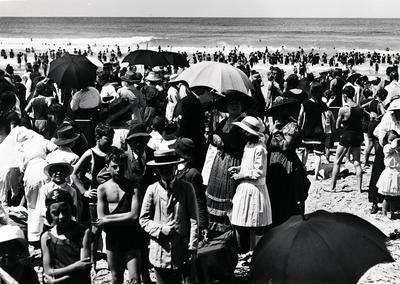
388,98,400,111
0,225,27,248
233,116,265,137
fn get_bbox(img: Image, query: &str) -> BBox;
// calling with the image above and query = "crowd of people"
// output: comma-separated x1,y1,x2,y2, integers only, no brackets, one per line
0,47,400,283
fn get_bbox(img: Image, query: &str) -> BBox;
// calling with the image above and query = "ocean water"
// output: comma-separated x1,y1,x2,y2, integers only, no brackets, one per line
0,17,400,53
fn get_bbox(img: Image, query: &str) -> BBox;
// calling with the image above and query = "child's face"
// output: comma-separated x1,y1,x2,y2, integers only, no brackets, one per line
50,167,68,185
108,160,124,180
49,201,72,227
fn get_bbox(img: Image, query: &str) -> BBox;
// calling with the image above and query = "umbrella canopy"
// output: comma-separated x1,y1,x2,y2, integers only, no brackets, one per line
122,49,169,67
251,210,393,284
172,61,253,95
86,56,103,68
161,51,189,68
48,54,97,89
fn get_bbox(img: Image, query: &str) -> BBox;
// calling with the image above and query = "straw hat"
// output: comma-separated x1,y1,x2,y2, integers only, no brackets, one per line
44,162,73,178
147,149,185,166
233,116,265,137
54,125,80,146
216,89,254,113
265,96,299,116
169,137,195,160
125,123,151,141
121,71,142,84
145,71,162,82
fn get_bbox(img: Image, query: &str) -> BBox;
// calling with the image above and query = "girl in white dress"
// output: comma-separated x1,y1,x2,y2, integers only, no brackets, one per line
377,130,400,219
228,116,272,258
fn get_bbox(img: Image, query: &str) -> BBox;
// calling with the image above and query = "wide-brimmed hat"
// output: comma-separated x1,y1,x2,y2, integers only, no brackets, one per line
147,149,185,166
347,73,361,83
265,96,299,116
216,89,254,113
233,116,265,137
387,98,400,111
44,162,73,178
54,125,80,146
355,75,368,85
121,71,141,83
145,71,162,82
125,123,151,141
169,137,195,160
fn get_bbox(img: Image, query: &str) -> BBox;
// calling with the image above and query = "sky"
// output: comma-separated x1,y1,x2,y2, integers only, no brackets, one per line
0,0,399,18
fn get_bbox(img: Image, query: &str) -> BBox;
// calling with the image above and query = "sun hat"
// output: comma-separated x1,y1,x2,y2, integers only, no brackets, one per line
387,98,400,111
54,125,80,146
121,71,142,84
216,89,254,113
265,96,299,116
233,116,265,137
147,149,185,166
145,71,162,82
125,123,151,141
44,162,73,178
169,137,195,160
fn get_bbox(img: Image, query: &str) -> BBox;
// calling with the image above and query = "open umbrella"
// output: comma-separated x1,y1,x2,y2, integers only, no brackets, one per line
161,51,189,68
172,61,253,95
48,54,97,89
251,210,393,284
122,49,169,67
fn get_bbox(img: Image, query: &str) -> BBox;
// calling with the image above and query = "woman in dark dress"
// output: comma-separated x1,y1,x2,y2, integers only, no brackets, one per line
265,96,310,226
206,90,252,234
298,82,328,179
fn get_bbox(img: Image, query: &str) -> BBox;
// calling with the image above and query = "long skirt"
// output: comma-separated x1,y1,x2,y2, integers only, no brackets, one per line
368,146,385,204
206,151,240,233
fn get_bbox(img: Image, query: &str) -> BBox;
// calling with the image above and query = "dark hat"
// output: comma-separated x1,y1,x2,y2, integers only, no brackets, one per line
347,73,361,83
147,149,185,166
45,188,74,208
355,75,368,85
54,125,80,146
265,96,299,116
216,89,254,113
125,123,151,141
169,137,195,160
44,162,73,178
121,71,141,83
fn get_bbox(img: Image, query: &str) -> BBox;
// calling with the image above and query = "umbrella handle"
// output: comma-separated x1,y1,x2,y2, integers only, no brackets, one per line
297,202,306,220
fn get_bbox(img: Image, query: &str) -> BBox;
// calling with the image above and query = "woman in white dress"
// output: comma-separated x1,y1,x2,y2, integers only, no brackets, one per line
228,116,272,259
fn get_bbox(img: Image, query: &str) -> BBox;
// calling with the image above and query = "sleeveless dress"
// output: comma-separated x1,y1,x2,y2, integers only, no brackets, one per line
45,224,91,284
339,106,363,147
104,180,142,251
367,99,382,139
301,99,327,153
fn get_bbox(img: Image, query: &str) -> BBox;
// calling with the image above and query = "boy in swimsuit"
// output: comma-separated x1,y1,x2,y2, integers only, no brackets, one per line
96,148,141,284
330,86,363,192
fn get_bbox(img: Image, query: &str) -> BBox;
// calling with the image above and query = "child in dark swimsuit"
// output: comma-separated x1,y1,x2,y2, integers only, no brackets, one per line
96,148,141,284
41,189,92,284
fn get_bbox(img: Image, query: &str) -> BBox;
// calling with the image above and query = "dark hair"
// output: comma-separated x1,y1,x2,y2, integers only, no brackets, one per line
310,82,323,100
244,132,260,144
45,189,75,224
0,91,16,111
286,74,299,89
362,88,373,99
95,123,114,140
164,122,178,135
105,147,125,165
151,116,166,133
376,88,388,101
343,85,355,99
383,130,400,146
390,71,399,82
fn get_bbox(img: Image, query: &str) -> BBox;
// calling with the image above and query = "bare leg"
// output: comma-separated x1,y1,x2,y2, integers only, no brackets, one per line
350,147,362,192
314,153,322,180
364,138,374,166
126,249,141,284
107,250,125,284
382,199,388,216
330,145,348,191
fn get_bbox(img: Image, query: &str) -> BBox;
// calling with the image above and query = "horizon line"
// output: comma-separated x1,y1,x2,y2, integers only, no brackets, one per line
0,16,400,19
